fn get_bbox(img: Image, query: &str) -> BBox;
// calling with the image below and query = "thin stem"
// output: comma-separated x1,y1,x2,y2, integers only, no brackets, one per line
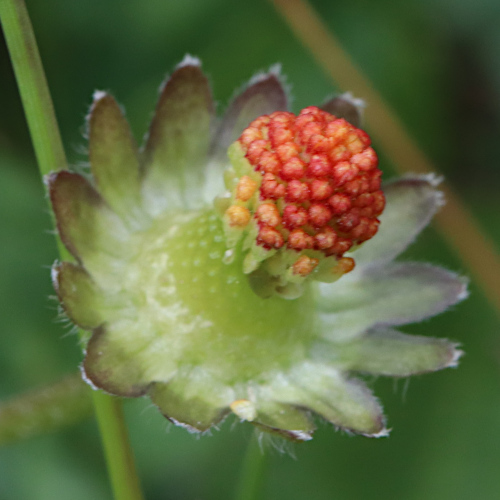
0,374,92,446
235,434,268,500
271,0,500,317
0,1,144,499
92,392,144,500
0,0,66,176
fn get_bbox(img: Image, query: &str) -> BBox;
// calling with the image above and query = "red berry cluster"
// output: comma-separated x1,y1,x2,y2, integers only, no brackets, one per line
238,106,385,258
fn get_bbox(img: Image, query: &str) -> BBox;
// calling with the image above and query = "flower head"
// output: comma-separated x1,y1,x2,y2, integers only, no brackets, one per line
219,105,384,299
49,57,466,441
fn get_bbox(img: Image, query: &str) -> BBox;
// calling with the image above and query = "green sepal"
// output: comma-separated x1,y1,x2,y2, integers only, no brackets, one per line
47,171,130,276
149,369,233,432
83,326,149,398
52,261,104,329
318,263,468,341
252,401,315,442
271,362,387,436
88,92,144,227
142,58,214,213
314,327,462,377
353,176,444,266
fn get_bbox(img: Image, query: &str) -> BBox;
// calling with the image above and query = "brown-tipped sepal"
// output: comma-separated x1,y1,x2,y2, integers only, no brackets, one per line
265,362,388,437
47,171,130,276
142,56,215,214
321,92,365,128
83,326,149,398
203,67,289,204
149,371,234,433
231,399,316,442
293,364,387,436
88,92,144,227
52,262,104,329
211,68,288,160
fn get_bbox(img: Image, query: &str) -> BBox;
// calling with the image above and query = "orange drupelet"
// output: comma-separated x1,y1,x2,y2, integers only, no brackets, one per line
238,106,385,263
257,226,284,249
292,255,320,276
236,176,258,201
226,205,251,228
255,203,281,227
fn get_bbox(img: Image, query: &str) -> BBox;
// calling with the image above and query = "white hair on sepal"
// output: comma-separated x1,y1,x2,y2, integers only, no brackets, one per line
338,91,366,110
247,63,283,86
238,63,292,108
400,172,444,189
391,376,411,402
155,55,203,96
254,429,299,458
84,89,109,131
85,89,128,138
79,364,101,391
61,323,80,340
448,345,464,368
92,89,108,102
422,172,444,187
47,292,79,337
176,54,202,69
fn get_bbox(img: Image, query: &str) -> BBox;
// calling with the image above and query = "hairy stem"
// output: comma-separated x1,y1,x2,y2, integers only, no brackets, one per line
0,1,144,498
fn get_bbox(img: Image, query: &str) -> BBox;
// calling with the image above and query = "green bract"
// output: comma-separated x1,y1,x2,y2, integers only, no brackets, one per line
49,57,466,441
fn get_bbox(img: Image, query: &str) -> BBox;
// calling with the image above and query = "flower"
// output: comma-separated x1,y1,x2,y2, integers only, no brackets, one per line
49,56,466,441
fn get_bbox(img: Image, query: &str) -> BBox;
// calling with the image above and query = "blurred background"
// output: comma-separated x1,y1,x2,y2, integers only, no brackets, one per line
1,0,499,498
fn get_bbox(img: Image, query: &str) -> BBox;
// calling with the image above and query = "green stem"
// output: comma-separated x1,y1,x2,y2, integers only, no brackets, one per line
0,0,66,175
0,374,93,446
235,433,268,500
92,392,144,500
0,1,144,499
